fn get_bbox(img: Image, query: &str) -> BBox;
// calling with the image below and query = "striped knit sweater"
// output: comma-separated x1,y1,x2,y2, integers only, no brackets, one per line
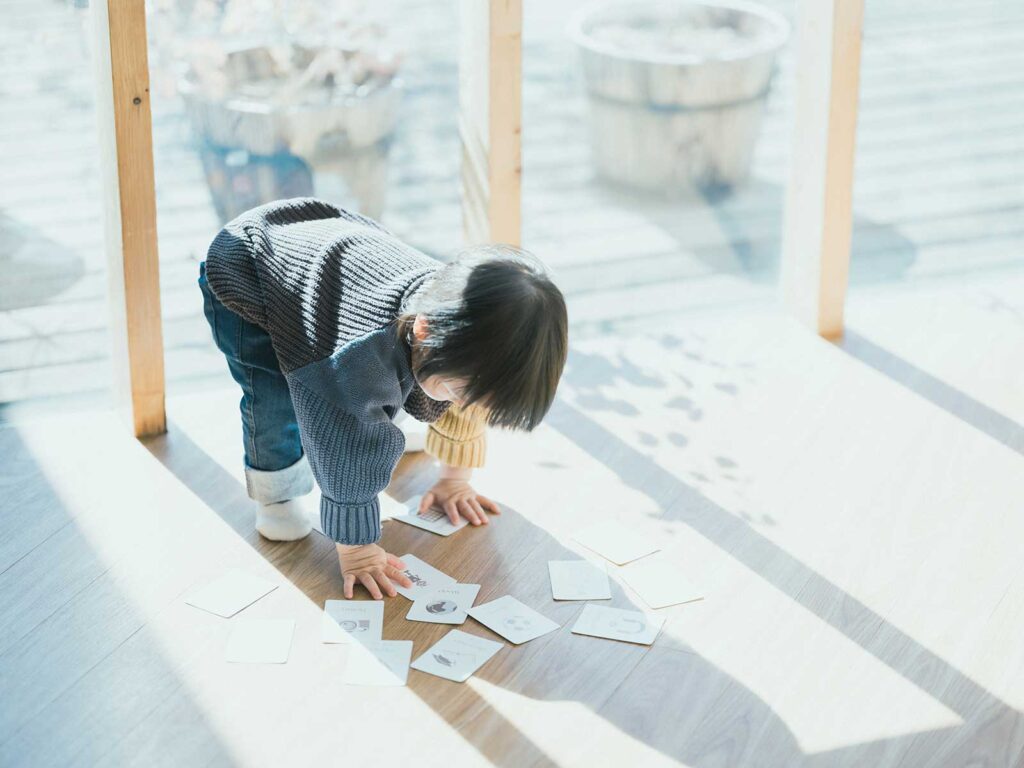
204,198,486,545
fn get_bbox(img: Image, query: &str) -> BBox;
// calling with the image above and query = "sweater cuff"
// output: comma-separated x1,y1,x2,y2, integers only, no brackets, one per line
425,429,487,468
320,496,381,545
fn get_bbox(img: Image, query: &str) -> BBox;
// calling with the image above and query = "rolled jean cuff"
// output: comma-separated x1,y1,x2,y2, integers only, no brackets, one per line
244,454,314,504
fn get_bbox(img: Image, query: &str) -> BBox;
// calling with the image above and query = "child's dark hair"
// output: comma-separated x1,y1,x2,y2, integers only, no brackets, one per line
400,245,568,431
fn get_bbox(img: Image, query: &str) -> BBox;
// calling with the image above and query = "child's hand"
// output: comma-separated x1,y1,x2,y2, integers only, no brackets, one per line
421,476,500,527
336,543,413,599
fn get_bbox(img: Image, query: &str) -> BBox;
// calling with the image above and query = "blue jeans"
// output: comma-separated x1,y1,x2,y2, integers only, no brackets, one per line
198,262,314,503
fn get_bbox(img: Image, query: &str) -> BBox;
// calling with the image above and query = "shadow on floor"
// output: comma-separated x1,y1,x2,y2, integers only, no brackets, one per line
837,329,1024,456
0,425,236,767
144,381,1021,766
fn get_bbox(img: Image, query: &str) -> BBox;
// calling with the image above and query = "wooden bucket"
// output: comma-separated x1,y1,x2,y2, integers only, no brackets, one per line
570,0,789,196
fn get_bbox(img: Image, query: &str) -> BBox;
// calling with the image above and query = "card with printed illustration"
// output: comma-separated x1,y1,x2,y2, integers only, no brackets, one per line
548,560,612,601
571,604,665,645
394,554,457,601
407,583,480,625
410,629,503,683
321,599,384,643
391,504,469,537
466,595,561,645
343,640,413,686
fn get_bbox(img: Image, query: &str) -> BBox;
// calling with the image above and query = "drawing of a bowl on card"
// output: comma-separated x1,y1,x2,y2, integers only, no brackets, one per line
339,619,370,633
426,600,459,615
433,651,474,668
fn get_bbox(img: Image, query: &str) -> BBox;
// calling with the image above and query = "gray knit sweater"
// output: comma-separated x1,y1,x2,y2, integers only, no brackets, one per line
204,197,451,545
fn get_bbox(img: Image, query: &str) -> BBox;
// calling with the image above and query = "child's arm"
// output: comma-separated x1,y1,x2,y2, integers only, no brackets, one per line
420,404,499,525
424,403,488,468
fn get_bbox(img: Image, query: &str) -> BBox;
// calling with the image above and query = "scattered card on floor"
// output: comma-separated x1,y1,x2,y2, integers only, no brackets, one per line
186,569,278,618
343,640,413,686
394,554,457,601
619,555,704,609
322,599,384,643
391,506,469,537
411,629,503,682
572,521,660,565
225,618,295,663
407,583,480,625
548,560,612,600
571,604,664,645
467,595,560,644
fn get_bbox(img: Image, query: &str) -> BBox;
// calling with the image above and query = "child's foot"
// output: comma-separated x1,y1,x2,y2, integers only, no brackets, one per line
256,499,312,541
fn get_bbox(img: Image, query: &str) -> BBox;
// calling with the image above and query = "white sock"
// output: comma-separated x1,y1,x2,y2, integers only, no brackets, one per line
256,499,312,541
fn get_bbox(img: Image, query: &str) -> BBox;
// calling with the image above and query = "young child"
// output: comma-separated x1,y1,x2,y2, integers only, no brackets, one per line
198,198,568,600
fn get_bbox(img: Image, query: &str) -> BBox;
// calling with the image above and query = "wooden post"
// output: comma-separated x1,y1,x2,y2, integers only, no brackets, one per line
780,0,864,339
92,0,166,436
459,0,522,247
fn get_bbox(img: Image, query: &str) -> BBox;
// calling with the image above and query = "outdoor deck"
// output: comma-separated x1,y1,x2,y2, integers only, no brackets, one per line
2,0,1023,407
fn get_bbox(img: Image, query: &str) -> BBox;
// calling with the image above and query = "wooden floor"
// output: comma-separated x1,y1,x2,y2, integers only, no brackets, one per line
3,275,1024,767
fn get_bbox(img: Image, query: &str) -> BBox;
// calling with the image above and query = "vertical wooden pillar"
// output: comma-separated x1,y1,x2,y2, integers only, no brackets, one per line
92,0,166,436
780,0,864,339
459,0,522,247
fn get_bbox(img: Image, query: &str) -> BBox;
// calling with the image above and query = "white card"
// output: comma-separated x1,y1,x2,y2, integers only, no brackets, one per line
548,560,612,600
394,554,457,601
322,599,384,643
411,629,503,683
225,618,295,663
571,604,664,645
467,595,560,645
186,569,278,618
407,583,480,625
572,521,660,565
391,506,469,537
619,555,704,609
343,640,413,686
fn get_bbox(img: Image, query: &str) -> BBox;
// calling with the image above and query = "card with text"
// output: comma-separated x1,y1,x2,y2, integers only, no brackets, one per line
407,583,480,625
548,560,612,600
467,595,560,645
322,599,384,643
394,554,457,601
571,604,664,645
411,630,503,683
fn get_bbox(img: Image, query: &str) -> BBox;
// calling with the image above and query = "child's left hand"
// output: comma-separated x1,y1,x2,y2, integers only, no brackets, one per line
420,475,500,527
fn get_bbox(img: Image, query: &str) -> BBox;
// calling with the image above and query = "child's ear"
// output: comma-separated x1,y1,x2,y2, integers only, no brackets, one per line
412,314,429,341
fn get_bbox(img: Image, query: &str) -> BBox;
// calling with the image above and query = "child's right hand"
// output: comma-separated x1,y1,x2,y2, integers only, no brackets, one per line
335,543,413,599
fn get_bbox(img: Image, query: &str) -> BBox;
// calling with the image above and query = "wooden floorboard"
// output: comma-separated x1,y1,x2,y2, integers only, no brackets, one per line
2,283,1023,765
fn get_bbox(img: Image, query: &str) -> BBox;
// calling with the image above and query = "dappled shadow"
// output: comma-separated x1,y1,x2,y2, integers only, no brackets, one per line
145,417,806,766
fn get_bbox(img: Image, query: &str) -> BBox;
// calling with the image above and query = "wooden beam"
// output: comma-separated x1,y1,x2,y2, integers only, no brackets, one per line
92,0,166,436
459,0,522,247
780,0,864,339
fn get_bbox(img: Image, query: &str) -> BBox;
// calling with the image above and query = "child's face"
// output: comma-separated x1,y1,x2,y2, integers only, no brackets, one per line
417,375,469,406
